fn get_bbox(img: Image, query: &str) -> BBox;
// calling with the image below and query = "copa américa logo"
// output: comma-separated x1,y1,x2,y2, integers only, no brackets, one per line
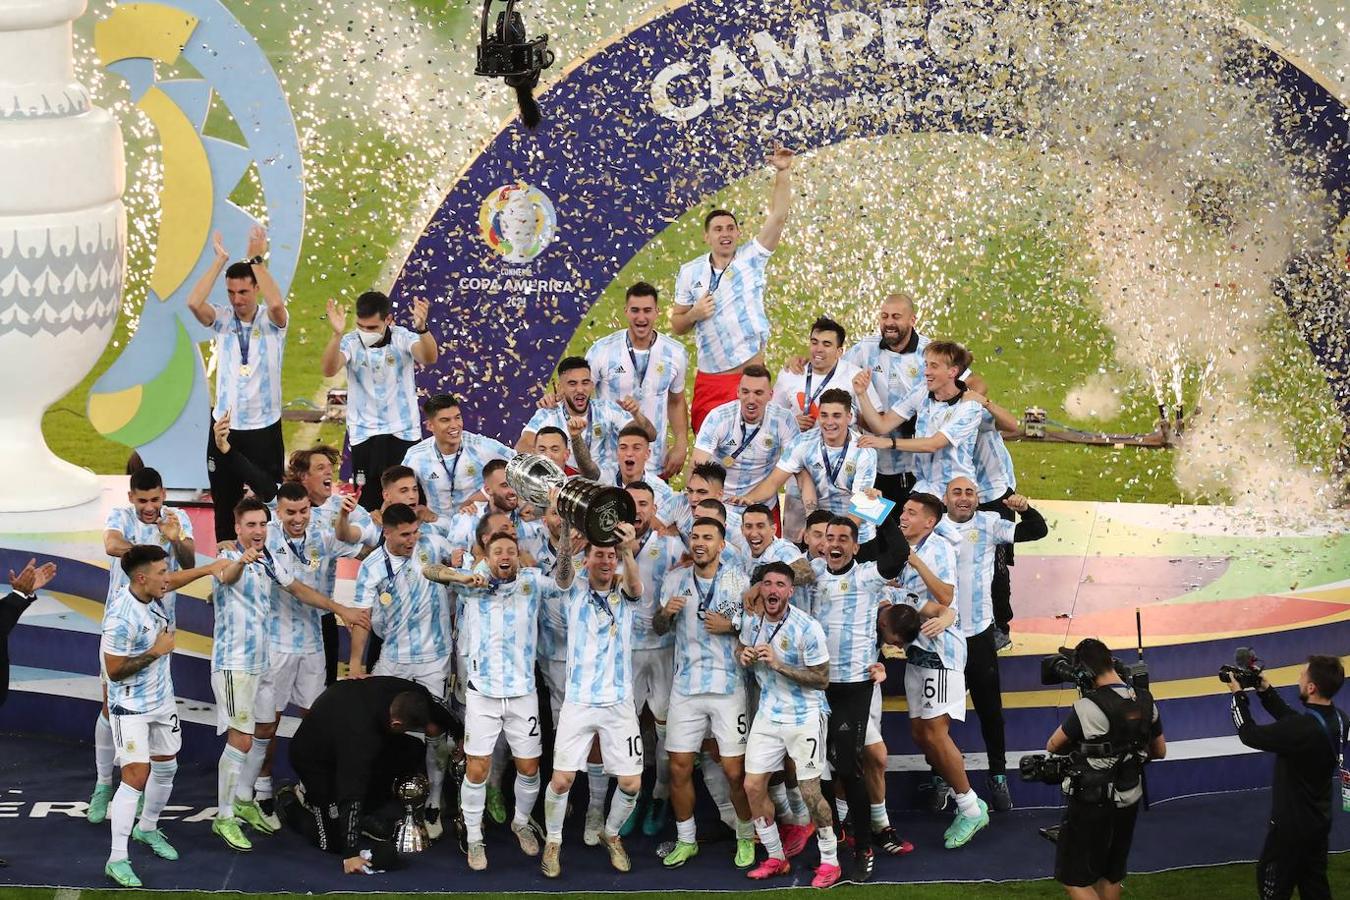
479,182,558,264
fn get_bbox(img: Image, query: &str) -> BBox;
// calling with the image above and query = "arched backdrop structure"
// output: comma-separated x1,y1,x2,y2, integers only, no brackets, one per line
396,0,1349,439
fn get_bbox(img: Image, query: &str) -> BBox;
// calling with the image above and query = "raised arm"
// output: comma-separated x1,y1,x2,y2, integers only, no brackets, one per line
733,466,793,507
320,298,347,378
103,529,133,558
850,371,905,434
409,298,438,365
756,148,795,251
164,559,229,591
908,553,954,607
554,519,576,590
615,523,642,598
617,397,657,442
186,232,228,327
566,415,602,480
246,226,288,329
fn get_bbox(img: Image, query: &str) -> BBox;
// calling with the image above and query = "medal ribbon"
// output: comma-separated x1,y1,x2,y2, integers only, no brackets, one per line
727,418,762,464
693,569,721,618
821,434,852,488
625,331,655,395
801,365,838,414
707,254,730,294
434,445,462,496
231,314,252,371
589,588,617,630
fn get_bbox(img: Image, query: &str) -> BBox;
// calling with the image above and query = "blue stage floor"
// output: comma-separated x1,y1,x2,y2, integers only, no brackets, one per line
3,731,1346,893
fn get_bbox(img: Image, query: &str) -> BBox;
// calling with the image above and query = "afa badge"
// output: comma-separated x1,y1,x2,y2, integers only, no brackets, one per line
906,364,919,378
419,551,430,564
967,530,980,544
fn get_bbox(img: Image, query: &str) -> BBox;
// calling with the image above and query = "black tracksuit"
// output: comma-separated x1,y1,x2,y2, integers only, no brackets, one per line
1232,687,1346,900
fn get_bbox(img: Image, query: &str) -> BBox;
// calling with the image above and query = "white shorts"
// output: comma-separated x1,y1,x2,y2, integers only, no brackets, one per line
631,647,674,720
464,688,543,759
212,669,269,735
665,682,749,756
373,656,450,698
866,682,883,746
553,700,643,777
269,650,326,714
542,658,567,725
904,664,966,721
745,711,827,777
110,703,182,765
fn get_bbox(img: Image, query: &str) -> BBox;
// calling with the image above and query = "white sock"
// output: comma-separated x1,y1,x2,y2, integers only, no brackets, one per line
426,735,447,810
94,713,115,785
652,722,670,799
234,737,269,803
769,782,790,820
836,797,850,822
700,752,736,829
138,759,177,832
462,777,487,843
754,815,784,861
870,801,889,830
513,771,540,827
787,786,809,825
604,787,638,839
676,816,697,844
108,782,142,863
217,745,246,819
586,762,609,813
817,824,839,866
955,788,980,818
544,784,568,841
254,775,274,802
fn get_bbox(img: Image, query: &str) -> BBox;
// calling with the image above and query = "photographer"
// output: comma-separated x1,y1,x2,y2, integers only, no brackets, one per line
1228,655,1346,900
1045,639,1165,900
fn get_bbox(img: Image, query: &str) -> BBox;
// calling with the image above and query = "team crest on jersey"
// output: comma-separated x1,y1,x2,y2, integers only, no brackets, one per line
385,353,396,365
779,636,790,651
252,327,260,339
907,364,919,378
655,362,665,375
466,464,477,476
844,463,855,477
648,545,660,559
966,530,980,544
522,582,533,595
763,437,775,448
593,425,603,437
419,551,430,564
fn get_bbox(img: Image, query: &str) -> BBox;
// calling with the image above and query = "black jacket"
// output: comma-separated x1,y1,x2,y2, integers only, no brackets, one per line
0,589,38,706
1232,687,1346,837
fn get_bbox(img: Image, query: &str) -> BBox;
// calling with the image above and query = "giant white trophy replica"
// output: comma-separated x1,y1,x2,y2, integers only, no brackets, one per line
0,0,125,512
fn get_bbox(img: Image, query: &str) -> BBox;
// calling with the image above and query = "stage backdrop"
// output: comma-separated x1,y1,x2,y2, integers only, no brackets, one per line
395,0,1348,442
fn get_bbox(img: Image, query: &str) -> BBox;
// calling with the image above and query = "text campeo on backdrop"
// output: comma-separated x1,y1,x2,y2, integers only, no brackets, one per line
395,0,1349,444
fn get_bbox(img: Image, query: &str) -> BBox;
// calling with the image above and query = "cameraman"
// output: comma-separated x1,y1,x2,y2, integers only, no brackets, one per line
1045,639,1165,900
1228,655,1347,900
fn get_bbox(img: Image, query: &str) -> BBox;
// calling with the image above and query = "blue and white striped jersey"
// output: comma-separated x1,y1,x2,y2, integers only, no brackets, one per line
536,572,571,663
888,386,982,495
445,504,551,566
950,513,1015,638
101,587,174,714
103,505,195,621
769,359,881,421
674,240,773,373
265,519,360,654
625,531,687,650
402,432,516,519
563,578,641,707
340,326,421,444
693,400,799,503
775,430,879,543
661,564,749,696
973,409,1016,502
524,398,634,474
212,544,296,674
808,558,887,683
353,534,454,664
587,329,688,476
888,533,965,670
844,332,931,475
311,494,380,548
741,604,829,726
459,566,542,698
209,306,287,430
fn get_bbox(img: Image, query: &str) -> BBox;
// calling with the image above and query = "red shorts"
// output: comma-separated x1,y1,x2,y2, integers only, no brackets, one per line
692,370,743,435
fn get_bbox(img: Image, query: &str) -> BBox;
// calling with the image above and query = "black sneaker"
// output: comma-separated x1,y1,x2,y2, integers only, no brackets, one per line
872,825,915,856
988,774,1014,812
852,848,875,882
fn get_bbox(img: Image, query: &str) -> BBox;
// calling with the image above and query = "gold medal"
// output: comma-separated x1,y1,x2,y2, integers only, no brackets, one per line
239,364,252,377
379,591,393,606
610,621,619,636
722,455,736,468
386,353,396,365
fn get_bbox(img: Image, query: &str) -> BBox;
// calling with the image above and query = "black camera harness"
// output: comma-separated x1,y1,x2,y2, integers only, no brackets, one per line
1066,683,1154,806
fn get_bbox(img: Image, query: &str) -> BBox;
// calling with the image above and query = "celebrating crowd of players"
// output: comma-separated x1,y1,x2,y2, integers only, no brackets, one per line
92,149,1053,888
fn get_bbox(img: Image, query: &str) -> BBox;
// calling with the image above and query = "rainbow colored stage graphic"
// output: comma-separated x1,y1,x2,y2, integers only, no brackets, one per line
4,479,1346,808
